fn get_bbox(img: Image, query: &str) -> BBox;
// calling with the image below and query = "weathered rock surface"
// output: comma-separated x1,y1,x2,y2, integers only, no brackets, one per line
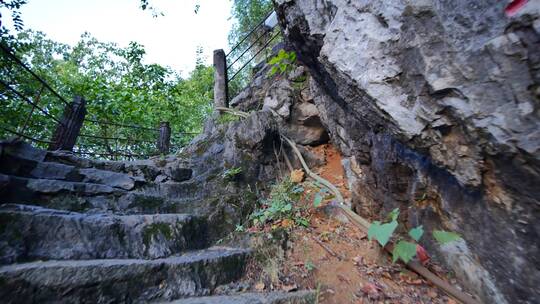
0,111,315,303
0,247,249,304
274,0,540,303
0,204,207,264
232,61,329,147
166,291,315,304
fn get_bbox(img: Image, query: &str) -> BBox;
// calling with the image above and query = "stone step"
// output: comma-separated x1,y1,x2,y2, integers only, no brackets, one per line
0,204,208,264
161,291,316,304
0,152,143,190
0,173,126,206
0,247,249,303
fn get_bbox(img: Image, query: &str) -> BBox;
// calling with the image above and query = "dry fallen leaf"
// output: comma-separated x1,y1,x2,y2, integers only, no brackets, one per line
382,271,393,280
255,282,265,291
427,290,438,298
281,218,294,228
353,256,364,265
360,282,382,300
290,169,305,183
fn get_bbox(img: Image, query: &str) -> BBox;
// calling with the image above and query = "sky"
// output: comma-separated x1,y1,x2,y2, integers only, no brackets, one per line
1,0,234,76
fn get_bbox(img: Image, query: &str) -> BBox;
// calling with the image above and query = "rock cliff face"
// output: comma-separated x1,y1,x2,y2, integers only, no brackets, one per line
274,0,539,303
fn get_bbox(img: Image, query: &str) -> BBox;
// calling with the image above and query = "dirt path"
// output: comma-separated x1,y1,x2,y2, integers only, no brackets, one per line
244,144,463,303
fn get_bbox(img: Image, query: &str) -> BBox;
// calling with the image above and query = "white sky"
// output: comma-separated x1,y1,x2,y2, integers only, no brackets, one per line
1,0,234,76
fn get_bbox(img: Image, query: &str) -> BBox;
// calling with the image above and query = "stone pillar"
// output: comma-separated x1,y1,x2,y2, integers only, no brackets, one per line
157,121,171,154
48,96,86,151
213,49,228,108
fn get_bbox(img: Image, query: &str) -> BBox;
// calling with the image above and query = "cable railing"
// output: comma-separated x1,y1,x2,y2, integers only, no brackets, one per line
0,43,196,160
223,10,282,102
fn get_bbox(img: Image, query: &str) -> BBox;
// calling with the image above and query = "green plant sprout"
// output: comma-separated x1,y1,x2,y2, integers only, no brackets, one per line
367,208,462,263
222,167,243,180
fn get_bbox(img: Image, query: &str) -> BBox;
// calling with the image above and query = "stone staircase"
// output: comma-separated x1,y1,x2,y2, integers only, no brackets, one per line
0,140,314,303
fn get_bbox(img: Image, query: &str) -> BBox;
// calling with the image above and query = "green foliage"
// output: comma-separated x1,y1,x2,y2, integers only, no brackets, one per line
222,166,243,180
0,30,214,157
250,178,304,227
267,50,297,77
367,209,462,264
305,181,330,208
235,224,246,232
408,225,424,242
227,0,281,98
295,216,310,228
392,240,417,263
313,193,323,208
433,230,462,245
387,208,400,222
305,259,316,272
217,113,240,125
0,0,28,31
368,220,398,247
228,0,273,47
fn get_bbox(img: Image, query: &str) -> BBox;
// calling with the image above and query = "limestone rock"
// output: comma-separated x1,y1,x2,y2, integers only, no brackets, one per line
262,79,294,118
275,0,540,302
166,167,193,182
0,204,207,263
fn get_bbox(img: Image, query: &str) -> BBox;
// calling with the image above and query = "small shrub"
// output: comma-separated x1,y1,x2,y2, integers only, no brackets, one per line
267,49,297,77
250,177,304,227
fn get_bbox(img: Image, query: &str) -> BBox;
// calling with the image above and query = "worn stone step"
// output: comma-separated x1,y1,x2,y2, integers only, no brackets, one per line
161,291,316,304
0,247,249,304
0,145,143,191
0,173,127,206
0,204,208,264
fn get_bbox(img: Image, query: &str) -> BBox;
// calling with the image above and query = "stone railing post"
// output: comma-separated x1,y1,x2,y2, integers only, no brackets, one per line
48,96,86,151
213,49,228,108
157,121,171,154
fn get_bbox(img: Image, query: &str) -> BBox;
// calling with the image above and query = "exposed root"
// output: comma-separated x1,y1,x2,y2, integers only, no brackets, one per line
217,107,480,304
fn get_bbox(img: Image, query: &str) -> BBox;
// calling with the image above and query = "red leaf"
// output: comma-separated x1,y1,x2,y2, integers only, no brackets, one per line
416,244,430,265
505,0,528,17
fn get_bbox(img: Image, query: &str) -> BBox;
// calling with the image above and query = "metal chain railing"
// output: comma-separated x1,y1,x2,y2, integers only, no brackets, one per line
0,43,195,160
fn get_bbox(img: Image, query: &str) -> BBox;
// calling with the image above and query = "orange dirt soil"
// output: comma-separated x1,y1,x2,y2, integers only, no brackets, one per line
244,144,464,303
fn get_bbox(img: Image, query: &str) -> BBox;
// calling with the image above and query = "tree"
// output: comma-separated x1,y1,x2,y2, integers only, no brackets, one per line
0,30,213,157
227,0,279,98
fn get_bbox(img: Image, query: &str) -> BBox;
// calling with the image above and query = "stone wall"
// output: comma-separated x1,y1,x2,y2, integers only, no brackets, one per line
274,0,540,303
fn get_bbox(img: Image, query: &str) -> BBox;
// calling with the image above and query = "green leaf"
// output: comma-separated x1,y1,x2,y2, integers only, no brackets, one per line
367,220,398,247
290,52,297,62
388,208,400,221
268,57,280,65
313,193,323,207
433,230,462,245
392,240,417,263
408,225,424,242
295,217,309,227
